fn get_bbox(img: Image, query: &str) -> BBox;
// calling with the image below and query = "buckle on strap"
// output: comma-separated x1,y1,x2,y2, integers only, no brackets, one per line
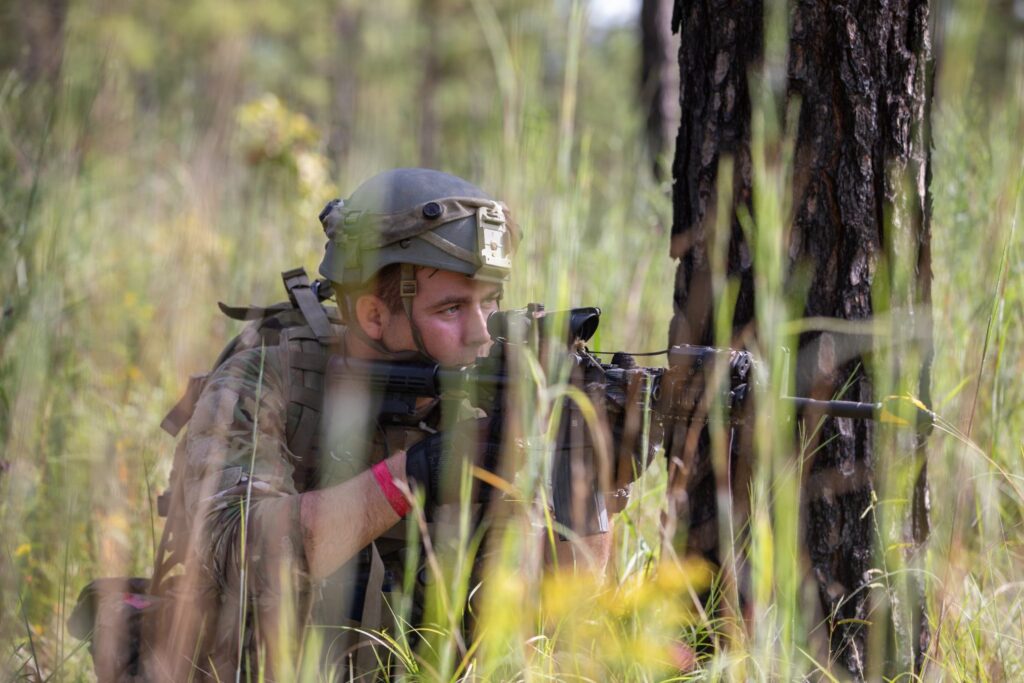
281,267,335,344
400,263,417,298
281,267,310,297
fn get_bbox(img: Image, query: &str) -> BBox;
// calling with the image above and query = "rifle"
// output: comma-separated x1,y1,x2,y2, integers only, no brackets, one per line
334,304,936,536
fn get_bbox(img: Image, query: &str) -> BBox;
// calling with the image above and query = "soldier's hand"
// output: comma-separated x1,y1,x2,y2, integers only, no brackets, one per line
404,417,503,512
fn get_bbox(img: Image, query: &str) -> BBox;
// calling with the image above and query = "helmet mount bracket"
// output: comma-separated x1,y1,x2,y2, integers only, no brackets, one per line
477,202,513,281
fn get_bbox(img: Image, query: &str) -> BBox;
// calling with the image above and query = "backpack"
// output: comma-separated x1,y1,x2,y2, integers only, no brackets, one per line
151,266,342,591
69,267,344,682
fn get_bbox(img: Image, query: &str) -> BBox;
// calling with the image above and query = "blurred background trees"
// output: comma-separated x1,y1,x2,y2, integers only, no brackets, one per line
2,0,1024,679
0,1,675,677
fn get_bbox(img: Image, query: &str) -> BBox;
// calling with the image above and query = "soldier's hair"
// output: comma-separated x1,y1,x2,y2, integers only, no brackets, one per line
372,263,407,313
332,263,410,321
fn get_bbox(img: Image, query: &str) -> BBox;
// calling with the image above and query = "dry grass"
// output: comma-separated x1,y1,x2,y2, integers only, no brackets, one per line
1,0,1022,680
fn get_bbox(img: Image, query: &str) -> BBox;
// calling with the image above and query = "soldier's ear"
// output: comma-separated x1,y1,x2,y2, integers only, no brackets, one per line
354,294,391,341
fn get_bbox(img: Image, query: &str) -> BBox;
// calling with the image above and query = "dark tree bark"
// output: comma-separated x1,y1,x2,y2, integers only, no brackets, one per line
669,0,933,677
640,0,681,179
669,1,759,349
665,0,760,569
788,1,933,675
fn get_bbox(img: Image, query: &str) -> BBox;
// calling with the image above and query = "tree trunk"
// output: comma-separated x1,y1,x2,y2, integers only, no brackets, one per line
0,0,67,85
669,0,933,676
666,0,760,569
789,1,932,674
417,0,442,168
326,4,363,173
639,0,681,179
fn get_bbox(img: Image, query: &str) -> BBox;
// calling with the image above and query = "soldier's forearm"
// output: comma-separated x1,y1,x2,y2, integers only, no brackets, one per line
299,451,408,580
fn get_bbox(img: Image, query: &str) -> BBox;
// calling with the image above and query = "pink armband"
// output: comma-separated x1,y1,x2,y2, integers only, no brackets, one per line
371,460,411,518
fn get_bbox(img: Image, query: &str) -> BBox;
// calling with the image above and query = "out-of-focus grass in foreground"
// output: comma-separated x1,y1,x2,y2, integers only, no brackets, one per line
1,0,1022,680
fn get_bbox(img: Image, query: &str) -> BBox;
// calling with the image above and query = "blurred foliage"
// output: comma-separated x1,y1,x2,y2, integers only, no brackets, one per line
1,0,1023,680
0,0,676,679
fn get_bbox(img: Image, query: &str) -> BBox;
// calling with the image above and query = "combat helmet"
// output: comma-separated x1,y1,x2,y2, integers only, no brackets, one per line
318,168,519,357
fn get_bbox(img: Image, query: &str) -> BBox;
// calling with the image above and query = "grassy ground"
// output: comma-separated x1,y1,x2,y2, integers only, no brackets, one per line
2,1,1023,681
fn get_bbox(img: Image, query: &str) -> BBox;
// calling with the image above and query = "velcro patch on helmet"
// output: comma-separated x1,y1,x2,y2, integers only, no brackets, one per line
477,202,512,272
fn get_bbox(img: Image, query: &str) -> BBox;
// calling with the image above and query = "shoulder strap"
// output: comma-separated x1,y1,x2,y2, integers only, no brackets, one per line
278,325,333,492
282,267,334,345
160,374,208,437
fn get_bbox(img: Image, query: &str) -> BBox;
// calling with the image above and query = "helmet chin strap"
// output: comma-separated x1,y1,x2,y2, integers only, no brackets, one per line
339,280,434,363
399,263,434,361
344,320,431,363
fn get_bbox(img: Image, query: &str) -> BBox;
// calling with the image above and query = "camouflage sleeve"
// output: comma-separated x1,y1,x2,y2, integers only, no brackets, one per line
181,345,309,605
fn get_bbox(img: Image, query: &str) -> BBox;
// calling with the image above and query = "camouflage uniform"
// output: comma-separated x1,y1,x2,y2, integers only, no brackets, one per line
169,332,439,681
179,344,308,679
143,168,518,681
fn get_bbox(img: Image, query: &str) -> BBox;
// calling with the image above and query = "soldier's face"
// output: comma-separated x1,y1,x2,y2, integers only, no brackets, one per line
381,268,502,366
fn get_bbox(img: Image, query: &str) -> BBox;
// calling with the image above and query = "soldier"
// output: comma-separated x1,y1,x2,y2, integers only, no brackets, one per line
130,168,609,681
66,167,627,682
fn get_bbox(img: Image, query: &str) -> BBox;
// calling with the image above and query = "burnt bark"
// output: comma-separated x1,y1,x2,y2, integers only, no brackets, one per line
640,0,681,179
788,1,933,675
666,0,760,569
669,1,759,348
670,0,933,677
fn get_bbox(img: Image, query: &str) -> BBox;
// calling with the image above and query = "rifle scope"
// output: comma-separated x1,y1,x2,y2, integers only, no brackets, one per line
486,305,601,345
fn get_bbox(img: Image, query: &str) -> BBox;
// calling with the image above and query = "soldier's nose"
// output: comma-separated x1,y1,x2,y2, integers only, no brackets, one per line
464,305,490,347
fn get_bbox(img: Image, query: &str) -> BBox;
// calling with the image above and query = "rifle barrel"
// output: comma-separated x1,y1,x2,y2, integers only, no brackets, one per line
784,396,878,420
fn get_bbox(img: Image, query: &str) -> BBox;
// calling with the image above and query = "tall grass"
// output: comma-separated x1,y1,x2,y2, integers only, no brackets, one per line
923,5,1024,677
1,0,1023,680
